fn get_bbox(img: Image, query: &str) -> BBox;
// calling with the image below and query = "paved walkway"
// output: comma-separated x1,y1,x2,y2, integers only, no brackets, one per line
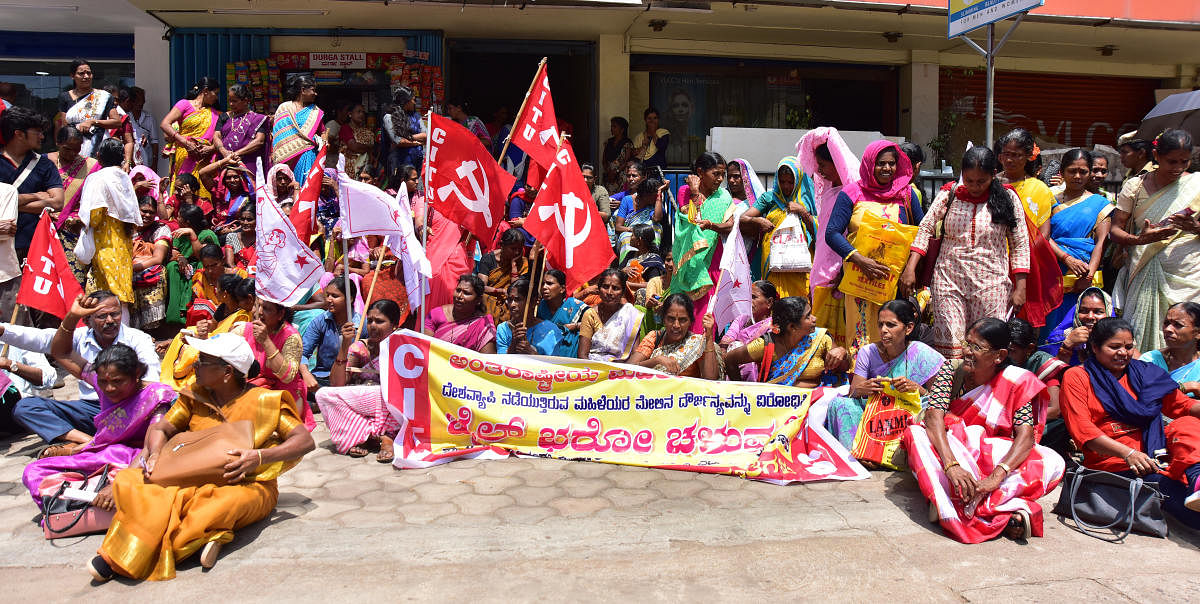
0,381,1198,601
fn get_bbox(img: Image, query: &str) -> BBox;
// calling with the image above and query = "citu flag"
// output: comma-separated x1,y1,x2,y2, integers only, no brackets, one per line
525,141,614,291
426,113,514,251
253,159,326,306
291,141,328,243
511,61,560,169
16,209,83,319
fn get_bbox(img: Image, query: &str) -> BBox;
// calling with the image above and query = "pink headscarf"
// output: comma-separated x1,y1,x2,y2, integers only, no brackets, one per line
129,165,161,201
796,128,860,291
728,158,765,208
839,139,914,205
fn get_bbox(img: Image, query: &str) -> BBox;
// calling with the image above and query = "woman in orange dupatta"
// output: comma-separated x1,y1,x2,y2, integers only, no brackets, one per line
160,78,220,201
90,332,314,582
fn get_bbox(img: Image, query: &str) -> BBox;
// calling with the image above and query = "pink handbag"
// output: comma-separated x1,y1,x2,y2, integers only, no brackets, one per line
38,465,116,539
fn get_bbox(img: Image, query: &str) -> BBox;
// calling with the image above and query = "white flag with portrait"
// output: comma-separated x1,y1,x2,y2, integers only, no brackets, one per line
255,159,325,306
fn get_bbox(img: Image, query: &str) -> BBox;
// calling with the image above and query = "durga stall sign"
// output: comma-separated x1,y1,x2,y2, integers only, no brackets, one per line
309,52,367,69
380,331,869,484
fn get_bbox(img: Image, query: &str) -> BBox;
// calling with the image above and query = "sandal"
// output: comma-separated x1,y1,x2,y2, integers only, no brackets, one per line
1006,510,1032,540
376,436,395,464
39,443,78,459
347,445,370,458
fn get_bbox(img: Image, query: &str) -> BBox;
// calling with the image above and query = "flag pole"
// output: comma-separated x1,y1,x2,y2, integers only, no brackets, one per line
419,110,432,335
355,245,386,342
520,243,545,328
495,57,547,165
338,163,354,324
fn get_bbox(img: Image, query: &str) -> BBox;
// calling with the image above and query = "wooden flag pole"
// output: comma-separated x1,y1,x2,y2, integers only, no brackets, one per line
354,245,386,342
520,243,546,328
495,57,547,165
0,305,19,358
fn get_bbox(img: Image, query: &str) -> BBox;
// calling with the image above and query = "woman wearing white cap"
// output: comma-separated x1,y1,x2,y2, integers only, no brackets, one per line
87,319,315,582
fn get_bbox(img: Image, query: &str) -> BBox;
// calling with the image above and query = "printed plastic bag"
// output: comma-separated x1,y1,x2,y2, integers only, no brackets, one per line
850,380,921,469
838,212,917,305
768,213,812,273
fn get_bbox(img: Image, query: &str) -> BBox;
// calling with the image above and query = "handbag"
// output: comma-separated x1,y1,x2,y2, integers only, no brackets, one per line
768,213,812,273
916,197,951,289
38,464,116,539
1051,463,1168,542
149,399,254,488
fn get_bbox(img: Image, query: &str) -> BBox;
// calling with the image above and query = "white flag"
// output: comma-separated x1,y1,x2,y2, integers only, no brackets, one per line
255,159,325,306
337,162,406,238
386,182,433,312
712,206,753,329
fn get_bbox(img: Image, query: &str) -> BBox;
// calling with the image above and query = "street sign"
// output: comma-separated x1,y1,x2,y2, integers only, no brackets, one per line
948,0,1043,38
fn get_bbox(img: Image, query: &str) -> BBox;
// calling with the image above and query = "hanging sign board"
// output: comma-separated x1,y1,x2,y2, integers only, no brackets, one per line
309,52,367,69
948,0,1043,37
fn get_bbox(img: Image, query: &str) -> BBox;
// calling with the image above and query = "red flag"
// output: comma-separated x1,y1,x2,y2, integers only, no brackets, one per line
291,142,328,242
511,61,560,169
1016,210,1063,328
525,142,614,291
16,212,83,318
427,113,514,250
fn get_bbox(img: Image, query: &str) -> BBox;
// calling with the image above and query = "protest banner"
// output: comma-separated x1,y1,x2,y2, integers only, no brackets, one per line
381,330,868,484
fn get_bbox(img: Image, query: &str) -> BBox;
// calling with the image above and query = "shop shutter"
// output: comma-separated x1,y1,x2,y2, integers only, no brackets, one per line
170,30,271,104
939,70,1160,148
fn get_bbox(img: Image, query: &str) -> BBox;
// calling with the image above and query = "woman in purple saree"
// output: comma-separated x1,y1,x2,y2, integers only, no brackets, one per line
22,340,176,506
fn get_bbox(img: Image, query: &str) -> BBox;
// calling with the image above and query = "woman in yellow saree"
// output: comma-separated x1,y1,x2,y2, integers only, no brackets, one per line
1110,129,1200,352
159,276,256,391
160,77,220,201
738,156,817,297
90,331,315,582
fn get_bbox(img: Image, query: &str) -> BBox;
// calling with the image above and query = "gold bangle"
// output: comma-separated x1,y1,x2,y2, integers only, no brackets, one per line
266,349,280,361
256,449,263,466
996,462,1012,475
943,460,959,472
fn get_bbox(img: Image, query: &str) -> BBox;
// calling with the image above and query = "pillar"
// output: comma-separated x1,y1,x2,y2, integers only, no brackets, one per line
900,50,940,167
135,26,170,173
597,34,629,164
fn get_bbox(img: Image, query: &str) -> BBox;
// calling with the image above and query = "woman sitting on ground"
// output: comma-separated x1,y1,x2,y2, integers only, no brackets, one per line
725,296,847,387
245,298,315,430
619,223,665,300
315,299,405,462
902,318,1065,544
1007,318,1070,457
26,323,175,506
304,277,364,386
536,269,588,358
719,280,779,381
497,278,562,356
426,274,497,353
88,332,315,582
824,299,942,448
577,269,644,362
1139,302,1200,394
1059,317,1200,527
1040,286,1112,366
160,276,256,389
626,293,723,379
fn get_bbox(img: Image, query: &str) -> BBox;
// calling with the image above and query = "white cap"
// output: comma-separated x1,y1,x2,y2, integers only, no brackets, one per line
185,332,256,376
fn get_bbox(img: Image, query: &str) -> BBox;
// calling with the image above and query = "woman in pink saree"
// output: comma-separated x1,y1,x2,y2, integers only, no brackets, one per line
244,298,316,431
426,274,497,353
24,340,176,506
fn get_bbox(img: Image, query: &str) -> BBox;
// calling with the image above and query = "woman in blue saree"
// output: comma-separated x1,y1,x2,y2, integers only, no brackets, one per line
537,269,588,357
271,75,325,179
1041,149,1113,332
497,278,562,355
1040,286,1113,366
738,157,817,291
1140,302,1200,395
614,177,666,263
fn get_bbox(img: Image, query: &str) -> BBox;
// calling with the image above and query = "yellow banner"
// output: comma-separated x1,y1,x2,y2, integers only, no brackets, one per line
382,331,868,483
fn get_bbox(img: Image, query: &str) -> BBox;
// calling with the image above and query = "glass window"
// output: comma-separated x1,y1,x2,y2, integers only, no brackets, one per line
0,60,134,151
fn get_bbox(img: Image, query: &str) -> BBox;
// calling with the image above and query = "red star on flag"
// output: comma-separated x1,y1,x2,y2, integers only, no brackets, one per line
295,255,310,268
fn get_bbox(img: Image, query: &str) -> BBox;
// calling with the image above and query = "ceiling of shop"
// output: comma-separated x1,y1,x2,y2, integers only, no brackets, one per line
0,0,160,34
123,1,1200,67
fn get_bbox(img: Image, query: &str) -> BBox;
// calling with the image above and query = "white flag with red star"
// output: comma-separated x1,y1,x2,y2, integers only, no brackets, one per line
712,206,753,330
255,159,326,306
336,162,407,238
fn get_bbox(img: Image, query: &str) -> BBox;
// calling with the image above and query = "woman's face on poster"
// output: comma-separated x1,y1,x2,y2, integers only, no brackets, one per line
669,92,692,123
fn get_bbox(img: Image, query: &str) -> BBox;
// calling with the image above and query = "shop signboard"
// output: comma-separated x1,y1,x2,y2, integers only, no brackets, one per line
947,0,1043,37
309,52,367,69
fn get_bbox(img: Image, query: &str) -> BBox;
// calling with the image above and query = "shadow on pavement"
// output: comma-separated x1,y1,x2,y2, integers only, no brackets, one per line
880,471,945,537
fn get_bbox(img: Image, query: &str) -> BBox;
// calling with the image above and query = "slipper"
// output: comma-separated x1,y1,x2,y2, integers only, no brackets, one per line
39,443,77,459
1007,510,1032,540
376,448,394,464
347,446,369,458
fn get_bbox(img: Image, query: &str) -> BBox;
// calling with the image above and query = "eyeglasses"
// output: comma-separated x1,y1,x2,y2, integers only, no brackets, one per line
962,340,993,354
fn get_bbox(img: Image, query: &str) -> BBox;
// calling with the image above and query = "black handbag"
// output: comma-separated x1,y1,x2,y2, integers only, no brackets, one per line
1052,463,1168,542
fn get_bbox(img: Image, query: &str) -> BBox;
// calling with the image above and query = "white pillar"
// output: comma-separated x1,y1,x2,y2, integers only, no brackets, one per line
134,26,170,174
900,50,940,166
596,34,629,164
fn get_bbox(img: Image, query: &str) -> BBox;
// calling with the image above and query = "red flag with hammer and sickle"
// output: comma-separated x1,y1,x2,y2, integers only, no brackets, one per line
525,142,614,291
427,113,514,250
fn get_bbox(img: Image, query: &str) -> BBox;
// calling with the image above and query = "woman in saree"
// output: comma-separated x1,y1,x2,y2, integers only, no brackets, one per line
160,276,256,391
578,269,644,362
620,223,665,301
1007,318,1070,456
1109,129,1200,352
1040,286,1113,366
672,152,735,331
339,103,375,178
130,196,171,331
537,269,588,358
271,75,325,179
76,138,140,307
828,141,924,355
446,98,492,149
725,296,847,387
1059,318,1200,527
738,156,816,293
26,332,174,505
1042,148,1113,331
190,244,247,320
203,165,251,235
614,176,666,262
315,300,404,461
47,125,100,283
824,299,944,449
88,331,315,582
798,129,860,347
1139,302,1200,394
726,158,765,208
214,84,269,177
602,116,635,193
497,278,562,355
160,77,220,201
382,87,426,188
719,280,779,381
245,298,315,431
426,274,497,353
902,317,1065,544
476,228,530,324
995,128,1056,228
627,293,722,379
55,59,120,158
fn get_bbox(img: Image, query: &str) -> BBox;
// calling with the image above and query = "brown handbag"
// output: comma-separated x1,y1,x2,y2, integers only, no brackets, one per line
149,398,254,488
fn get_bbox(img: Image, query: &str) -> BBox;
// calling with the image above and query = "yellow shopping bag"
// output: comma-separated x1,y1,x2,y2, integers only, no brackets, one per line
850,380,921,470
838,212,917,305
